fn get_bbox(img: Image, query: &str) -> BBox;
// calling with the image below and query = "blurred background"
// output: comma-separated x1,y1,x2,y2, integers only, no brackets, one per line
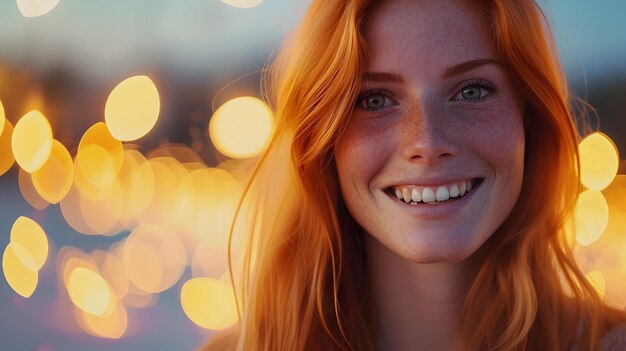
0,1,624,350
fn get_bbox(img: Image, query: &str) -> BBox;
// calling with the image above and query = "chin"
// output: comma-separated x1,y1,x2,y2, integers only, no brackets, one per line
391,234,486,264
402,248,476,264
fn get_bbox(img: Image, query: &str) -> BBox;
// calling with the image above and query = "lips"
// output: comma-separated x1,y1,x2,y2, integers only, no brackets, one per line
387,178,483,205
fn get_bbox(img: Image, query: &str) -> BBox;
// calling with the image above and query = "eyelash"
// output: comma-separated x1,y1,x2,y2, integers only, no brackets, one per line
454,79,494,103
354,89,395,113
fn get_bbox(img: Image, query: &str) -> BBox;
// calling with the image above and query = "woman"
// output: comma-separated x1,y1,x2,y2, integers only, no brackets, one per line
205,0,626,350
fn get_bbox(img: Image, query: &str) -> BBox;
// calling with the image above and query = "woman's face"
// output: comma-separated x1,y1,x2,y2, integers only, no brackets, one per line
334,0,525,263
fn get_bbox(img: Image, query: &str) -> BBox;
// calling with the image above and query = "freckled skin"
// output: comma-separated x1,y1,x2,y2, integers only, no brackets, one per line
334,0,525,263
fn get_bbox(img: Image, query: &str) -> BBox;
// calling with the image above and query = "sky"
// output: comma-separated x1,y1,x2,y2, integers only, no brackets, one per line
541,0,626,83
0,1,624,85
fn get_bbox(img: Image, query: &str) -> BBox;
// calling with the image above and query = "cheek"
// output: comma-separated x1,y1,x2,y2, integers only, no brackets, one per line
481,124,524,165
464,104,525,166
334,123,395,209
335,124,392,182
472,110,526,199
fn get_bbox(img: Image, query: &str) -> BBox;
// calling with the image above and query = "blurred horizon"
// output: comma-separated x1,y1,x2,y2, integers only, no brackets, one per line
0,1,624,157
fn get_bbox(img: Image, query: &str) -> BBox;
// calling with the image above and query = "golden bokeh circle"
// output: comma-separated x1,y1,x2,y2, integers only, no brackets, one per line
11,110,53,173
209,96,274,159
575,190,609,246
0,119,15,176
579,132,619,191
32,140,74,204
180,278,238,330
105,75,160,141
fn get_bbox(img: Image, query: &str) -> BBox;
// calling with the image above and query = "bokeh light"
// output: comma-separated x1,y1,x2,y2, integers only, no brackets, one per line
2,242,39,298
117,149,155,227
10,216,49,270
182,168,241,247
76,122,124,188
58,247,97,288
122,224,186,293
6,239,38,272
67,267,114,316
0,119,15,176
579,132,619,191
134,157,186,227
586,270,607,299
0,99,5,135
191,244,229,279
575,190,610,246
31,139,74,204
11,110,53,173
603,175,626,216
100,250,129,301
18,167,49,210
75,301,128,339
60,184,100,235
16,0,62,17
220,0,264,9
148,144,204,165
209,96,274,159
79,180,124,236
122,285,158,309
180,278,238,330
72,156,115,202
105,75,160,141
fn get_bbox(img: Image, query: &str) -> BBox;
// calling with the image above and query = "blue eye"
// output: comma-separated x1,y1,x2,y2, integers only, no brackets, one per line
455,80,493,102
356,89,396,112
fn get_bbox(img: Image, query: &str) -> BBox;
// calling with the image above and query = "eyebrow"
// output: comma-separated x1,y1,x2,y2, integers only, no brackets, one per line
361,58,500,83
362,71,405,83
442,58,500,78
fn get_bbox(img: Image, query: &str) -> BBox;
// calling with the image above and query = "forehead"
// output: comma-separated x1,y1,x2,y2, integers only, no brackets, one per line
363,0,495,71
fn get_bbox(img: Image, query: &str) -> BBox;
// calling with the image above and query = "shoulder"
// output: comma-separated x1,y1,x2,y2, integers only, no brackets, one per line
602,324,626,351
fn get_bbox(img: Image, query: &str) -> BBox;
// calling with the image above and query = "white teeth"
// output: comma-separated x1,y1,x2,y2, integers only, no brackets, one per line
393,179,477,205
411,187,422,202
449,184,459,198
422,187,436,203
395,188,403,200
402,187,411,203
435,186,449,201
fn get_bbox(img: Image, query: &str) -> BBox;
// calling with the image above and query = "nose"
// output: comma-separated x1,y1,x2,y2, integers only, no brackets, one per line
400,103,458,163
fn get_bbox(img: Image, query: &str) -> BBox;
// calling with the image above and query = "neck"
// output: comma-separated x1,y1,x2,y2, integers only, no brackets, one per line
365,235,483,351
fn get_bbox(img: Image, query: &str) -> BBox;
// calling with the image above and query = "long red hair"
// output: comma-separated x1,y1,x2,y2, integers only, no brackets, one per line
203,1,625,350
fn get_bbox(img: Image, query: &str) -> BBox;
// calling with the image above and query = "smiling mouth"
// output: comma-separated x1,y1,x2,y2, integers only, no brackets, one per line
387,178,483,205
